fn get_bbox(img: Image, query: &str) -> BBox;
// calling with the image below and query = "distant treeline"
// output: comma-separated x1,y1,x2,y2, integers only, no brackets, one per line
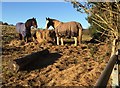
0,21,14,26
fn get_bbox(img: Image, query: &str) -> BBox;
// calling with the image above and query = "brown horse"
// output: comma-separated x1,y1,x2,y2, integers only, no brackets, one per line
16,18,38,42
33,29,56,44
45,17,83,46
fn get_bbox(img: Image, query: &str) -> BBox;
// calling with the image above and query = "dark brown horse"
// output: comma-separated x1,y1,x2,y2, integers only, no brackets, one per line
16,18,38,42
45,17,83,46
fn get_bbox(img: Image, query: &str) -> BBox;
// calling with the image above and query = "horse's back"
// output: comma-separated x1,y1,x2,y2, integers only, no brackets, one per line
58,21,81,30
56,21,81,37
67,21,82,33
64,21,81,28
16,22,26,37
16,22,24,27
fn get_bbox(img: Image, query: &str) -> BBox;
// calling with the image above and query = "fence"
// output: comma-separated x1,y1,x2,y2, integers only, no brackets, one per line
95,49,120,87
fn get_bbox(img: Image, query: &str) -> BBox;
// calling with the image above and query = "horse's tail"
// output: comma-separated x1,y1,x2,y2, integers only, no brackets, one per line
15,23,20,33
78,23,83,44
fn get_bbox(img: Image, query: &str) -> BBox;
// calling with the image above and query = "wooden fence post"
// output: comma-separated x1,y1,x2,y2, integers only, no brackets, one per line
111,49,120,87
95,50,119,87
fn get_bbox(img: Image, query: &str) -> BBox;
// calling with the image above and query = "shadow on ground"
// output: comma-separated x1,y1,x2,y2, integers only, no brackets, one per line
12,49,62,72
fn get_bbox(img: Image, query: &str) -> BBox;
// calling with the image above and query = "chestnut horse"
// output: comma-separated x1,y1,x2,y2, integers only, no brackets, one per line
45,17,82,46
16,18,38,42
33,29,56,44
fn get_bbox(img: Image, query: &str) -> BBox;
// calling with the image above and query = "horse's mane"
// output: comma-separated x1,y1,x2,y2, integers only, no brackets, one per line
25,18,36,28
51,18,62,23
26,18,33,23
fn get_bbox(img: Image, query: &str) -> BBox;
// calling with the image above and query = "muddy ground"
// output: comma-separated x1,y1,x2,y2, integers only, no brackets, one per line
1,25,112,87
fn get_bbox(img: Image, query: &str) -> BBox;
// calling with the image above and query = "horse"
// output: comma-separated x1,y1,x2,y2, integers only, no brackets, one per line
45,17,83,46
33,29,56,44
16,17,38,42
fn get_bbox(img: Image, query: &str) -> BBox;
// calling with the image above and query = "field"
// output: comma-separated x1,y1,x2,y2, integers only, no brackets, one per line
1,25,112,87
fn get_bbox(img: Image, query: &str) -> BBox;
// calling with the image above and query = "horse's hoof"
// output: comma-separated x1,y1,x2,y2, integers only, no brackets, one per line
73,44,77,46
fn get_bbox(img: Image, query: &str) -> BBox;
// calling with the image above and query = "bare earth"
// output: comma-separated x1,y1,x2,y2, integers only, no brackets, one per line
1,25,111,87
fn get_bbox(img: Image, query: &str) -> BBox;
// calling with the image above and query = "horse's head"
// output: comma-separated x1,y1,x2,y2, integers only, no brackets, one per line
31,17,38,28
24,18,38,42
45,17,54,29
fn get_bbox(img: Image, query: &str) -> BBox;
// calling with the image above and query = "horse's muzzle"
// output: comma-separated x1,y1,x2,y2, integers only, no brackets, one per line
33,25,37,28
35,25,38,28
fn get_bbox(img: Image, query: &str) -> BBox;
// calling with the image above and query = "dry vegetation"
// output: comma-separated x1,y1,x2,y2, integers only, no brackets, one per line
1,25,112,87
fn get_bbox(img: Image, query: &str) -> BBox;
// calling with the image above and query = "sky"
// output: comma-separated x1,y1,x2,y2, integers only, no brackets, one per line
1,2,90,29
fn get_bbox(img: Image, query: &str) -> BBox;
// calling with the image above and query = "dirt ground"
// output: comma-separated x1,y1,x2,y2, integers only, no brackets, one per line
1,25,112,87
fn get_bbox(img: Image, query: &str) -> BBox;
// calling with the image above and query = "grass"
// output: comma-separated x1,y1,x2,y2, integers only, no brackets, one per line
82,34,92,41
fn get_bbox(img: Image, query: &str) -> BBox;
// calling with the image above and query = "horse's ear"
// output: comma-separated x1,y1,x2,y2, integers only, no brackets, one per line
46,17,48,20
32,17,36,19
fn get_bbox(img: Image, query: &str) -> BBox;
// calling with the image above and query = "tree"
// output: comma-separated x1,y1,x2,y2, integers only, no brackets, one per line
3,22,8,25
65,1,120,86
65,0,119,57
0,21,2,23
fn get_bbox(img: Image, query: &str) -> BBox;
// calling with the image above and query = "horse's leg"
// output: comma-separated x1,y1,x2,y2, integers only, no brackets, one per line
26,30,32,43
19,33,22,40
57,37,59,45
32,31,37,42
24,36,27,43
74,37,77,46
79,28,82,44
61,38,64,45
36,31,43,43
24,33,29,43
